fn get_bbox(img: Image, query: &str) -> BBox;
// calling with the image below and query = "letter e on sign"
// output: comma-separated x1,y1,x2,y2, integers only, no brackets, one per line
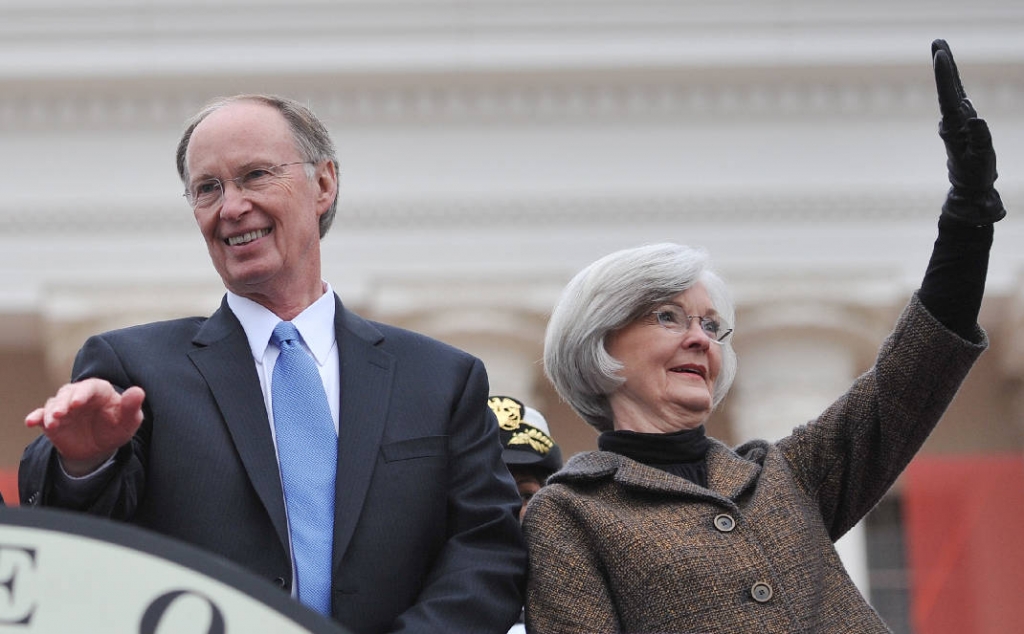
0,545,37,626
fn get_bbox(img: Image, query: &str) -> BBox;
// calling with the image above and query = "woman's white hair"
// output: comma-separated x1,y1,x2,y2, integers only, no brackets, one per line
543,243,737,433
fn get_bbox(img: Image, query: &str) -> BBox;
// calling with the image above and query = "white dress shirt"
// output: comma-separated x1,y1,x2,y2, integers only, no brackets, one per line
227,283,341,439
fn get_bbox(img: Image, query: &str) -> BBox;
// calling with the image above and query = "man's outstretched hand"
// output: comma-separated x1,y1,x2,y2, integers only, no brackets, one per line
25,378,145,476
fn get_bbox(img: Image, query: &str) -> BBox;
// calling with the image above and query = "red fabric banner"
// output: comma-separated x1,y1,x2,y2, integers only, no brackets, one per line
0,469,18,505
904,454,1024,634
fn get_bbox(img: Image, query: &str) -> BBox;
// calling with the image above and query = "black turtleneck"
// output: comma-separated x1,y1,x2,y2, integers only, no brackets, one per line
599,425,711,487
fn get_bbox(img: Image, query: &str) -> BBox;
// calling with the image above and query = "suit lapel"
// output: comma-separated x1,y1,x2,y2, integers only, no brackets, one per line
331,298,394,564
188,298,290,552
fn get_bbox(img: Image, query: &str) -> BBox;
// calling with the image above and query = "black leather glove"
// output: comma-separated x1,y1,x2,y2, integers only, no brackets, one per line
932,39,1006,225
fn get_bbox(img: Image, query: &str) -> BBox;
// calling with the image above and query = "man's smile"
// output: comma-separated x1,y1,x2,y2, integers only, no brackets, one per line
225,228,271,246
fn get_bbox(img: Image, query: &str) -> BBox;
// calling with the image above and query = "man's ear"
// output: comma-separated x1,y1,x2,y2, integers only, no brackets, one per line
315,160,338,215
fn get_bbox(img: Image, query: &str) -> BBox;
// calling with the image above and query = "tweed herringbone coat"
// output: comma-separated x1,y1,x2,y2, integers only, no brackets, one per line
523,295,986,634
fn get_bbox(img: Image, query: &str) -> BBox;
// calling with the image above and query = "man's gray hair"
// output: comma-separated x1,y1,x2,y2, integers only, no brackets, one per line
175,94,339,238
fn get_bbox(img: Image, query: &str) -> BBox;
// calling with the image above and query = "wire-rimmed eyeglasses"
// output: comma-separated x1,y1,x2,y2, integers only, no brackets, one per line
184,161,313,211
649,304,733,344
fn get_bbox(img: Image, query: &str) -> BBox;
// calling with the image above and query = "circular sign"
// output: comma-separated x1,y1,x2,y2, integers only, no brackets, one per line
0,506,351,633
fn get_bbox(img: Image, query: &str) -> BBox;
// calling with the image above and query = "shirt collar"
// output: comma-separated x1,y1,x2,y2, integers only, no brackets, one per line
227,282,337,366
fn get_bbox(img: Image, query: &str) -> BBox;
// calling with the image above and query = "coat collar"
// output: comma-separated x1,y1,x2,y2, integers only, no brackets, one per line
551,437,764,508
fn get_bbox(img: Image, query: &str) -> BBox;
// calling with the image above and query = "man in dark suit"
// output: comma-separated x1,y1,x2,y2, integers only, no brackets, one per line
19,94,526,633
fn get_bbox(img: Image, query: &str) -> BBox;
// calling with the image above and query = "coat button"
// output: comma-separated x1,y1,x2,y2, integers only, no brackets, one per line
751,581,773,603
273,577,288,588
713,513,736,532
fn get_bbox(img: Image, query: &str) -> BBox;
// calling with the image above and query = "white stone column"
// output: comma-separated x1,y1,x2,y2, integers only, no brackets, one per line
38,284,225,384
457,334,546,404
364,278,554,408
728,302,878,598
1001,275,1024,431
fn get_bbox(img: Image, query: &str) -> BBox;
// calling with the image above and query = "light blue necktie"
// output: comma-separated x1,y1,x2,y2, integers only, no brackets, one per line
271,321,337,615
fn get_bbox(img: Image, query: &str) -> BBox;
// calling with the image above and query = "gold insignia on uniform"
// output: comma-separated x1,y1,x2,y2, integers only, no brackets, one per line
488,396,524,431
507,426,554,455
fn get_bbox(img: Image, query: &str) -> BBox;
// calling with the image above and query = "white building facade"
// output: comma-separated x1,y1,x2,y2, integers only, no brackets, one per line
2,2,1023,631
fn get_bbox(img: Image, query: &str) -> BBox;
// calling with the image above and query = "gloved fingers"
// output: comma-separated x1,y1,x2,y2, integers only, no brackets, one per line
963,119,997,188
932,40,965,96
938,101,980,141
964,118,993,152
932,40,970,125
932,39,1006,224
958,97,979,121
947,119,996,192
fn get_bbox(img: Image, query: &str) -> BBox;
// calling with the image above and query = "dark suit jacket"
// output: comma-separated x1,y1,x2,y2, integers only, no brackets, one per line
20,295,526,634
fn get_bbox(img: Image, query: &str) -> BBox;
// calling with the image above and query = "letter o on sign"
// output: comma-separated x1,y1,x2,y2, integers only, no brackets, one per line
139,589,226,634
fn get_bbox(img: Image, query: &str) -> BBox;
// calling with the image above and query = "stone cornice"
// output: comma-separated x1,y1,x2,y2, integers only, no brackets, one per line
2,189,1009,234
2,66,1022,132
2,0,1023,78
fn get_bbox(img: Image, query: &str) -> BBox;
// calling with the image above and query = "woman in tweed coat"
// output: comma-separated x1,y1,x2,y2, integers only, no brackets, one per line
523,40,1004,634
